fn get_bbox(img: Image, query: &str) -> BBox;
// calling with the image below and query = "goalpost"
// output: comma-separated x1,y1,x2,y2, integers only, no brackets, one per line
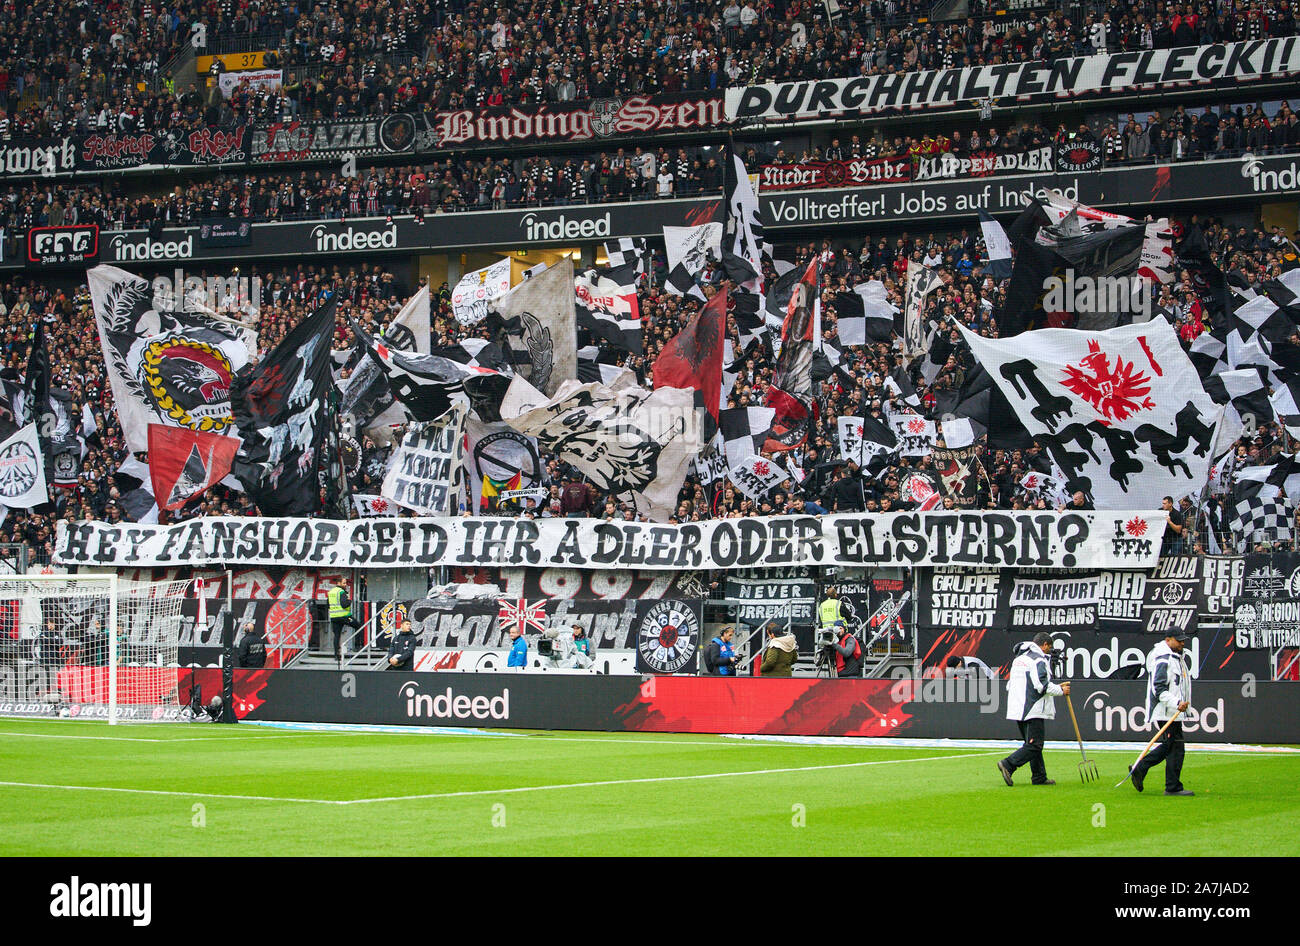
1,574,193,724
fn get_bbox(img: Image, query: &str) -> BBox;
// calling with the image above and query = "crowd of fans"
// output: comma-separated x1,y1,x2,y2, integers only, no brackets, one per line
0,0,1299,567
2,200,1298,567
4,0,1300,141
1,95,1297,254
0,146,729,238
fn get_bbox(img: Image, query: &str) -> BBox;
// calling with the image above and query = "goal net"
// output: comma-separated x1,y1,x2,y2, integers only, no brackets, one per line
0,575,192,723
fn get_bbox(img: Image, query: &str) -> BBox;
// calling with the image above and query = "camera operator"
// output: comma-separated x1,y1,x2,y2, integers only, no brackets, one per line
542,623,594,670
996,632,1069,787
566,623,592,670
385,619,416,671
237,621,267,668
830,620,863,677
703,625,741,676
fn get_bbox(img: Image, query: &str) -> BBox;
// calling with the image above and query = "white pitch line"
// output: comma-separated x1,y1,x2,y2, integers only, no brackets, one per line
0,729,367,744
0,730,169,743
341,750,1007,805
0,780,347,805
0,750,1005,807
250,720,898,747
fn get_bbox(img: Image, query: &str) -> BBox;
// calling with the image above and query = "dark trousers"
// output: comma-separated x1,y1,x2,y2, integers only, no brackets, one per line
330,617,358,658
1003,718,1048,784
1134,719,1185,791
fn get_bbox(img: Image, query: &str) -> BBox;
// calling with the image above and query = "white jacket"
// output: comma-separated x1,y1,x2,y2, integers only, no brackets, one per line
1005,643,1063,721
1146,641,1191,723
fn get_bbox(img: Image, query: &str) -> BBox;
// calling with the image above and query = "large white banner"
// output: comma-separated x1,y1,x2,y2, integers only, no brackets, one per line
726,39,1300,121
381,404,467,515
56,510,1166,570
958,319,1222,508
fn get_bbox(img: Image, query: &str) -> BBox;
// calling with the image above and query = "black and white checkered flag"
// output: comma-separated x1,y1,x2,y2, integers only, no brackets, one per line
1231,495,1295,549
719,406,776,468
1229,455,1300,549
603,237,647,286
664,261,706,300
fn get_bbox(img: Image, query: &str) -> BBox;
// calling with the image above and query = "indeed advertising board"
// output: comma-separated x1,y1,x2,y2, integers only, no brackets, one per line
12,154,1296,272
156,669,1300,743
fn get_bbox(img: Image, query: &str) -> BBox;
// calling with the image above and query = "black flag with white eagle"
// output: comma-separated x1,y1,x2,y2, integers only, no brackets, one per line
230,294,337,516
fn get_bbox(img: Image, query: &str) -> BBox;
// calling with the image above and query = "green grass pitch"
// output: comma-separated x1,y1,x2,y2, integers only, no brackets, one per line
0,719,1296,856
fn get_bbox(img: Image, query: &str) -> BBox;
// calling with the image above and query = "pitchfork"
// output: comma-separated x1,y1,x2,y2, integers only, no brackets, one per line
1065,691,1100,783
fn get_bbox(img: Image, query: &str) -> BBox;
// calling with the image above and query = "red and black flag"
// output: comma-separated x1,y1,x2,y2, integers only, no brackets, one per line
653,288,728,437
148,423,240,510
764,257,819,451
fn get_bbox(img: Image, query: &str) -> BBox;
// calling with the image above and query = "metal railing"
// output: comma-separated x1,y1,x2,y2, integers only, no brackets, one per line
283,50,423,86
271,599,313,669
205,31,285,56
0,543,29,575
155,38,199,94
341,598,396,670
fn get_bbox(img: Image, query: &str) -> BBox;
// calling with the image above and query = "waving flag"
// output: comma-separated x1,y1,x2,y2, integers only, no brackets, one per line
500,372,699,521
575,269,642,354
230,295,336,516
352,318,507,423
958,319,1222,508
482,256,577,397
340,286,431,430
451,259,511,325
727,454,791,502
979,210,1013,280
653,289,727,435
89,265,257,454
0,424,47,509
148,424,241,511
722,151,764,290
663,223,722,299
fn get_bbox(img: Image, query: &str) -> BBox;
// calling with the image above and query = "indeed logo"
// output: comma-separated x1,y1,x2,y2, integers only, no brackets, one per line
1084,689,1224,734
1057,637,1201,680
399,682,510,720
50,876,151,926
521,211,610,241
1242,154,1299,193
112,233,193,261
312,223,398,252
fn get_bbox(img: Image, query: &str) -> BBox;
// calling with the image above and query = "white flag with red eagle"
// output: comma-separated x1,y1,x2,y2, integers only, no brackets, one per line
727,454,793,502
957,319,1222,509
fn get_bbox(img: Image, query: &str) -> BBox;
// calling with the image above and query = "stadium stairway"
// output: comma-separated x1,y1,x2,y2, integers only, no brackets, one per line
293,647,390,671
